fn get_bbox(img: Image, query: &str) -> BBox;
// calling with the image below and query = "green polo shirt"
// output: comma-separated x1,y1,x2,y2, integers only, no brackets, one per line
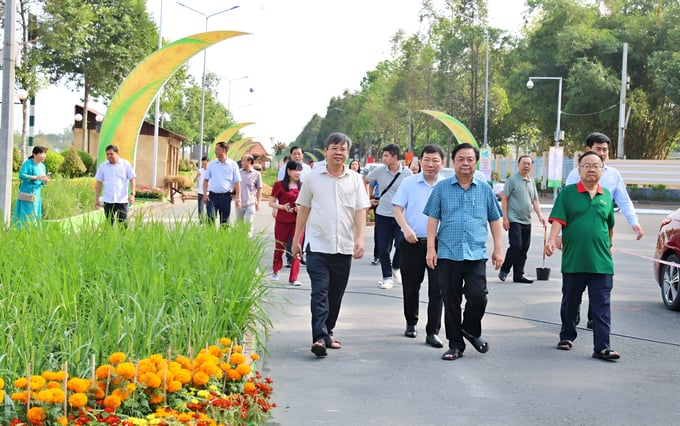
549,182,615,274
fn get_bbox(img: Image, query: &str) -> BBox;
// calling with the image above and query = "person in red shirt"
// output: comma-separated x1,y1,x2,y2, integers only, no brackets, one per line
269,160,304,285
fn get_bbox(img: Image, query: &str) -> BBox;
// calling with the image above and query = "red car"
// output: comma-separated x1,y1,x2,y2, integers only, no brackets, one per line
654,208,680,310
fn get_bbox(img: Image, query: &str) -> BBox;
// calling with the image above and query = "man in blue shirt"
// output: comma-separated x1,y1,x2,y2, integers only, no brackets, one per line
393,145,446,346
424,143,504,361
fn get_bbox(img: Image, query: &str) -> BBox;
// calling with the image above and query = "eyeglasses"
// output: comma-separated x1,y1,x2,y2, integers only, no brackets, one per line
579,164,603,170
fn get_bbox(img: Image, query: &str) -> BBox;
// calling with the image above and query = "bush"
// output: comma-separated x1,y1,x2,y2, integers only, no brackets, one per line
12,146,21,172
77,149,94,175
59,148,87,178
43,150,64,174
179,158,196,172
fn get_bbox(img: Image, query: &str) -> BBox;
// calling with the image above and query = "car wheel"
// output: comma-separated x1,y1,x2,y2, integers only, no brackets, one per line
660,253,680,311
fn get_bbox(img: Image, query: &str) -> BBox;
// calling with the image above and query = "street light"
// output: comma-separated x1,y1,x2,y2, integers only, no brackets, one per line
227,75,248,112
176,2,240,160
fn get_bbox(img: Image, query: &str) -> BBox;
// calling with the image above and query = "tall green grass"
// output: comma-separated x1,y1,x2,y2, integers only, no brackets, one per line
10,176,96,220
0,217,270,379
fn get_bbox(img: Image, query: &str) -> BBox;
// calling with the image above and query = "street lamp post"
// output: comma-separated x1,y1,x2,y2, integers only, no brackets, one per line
527,76,563,198
176,2,239,160
227,75,248,112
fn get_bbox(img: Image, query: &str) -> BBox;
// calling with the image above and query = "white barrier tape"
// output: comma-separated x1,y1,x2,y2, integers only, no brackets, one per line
613,247,680,268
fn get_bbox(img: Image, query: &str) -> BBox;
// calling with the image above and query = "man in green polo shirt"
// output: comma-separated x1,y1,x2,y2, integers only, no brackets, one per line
545,151,619,361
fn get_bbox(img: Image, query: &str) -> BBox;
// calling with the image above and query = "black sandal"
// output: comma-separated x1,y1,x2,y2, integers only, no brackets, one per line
462,330,489,353
311,340,327,357
592,349,620,361
441,348,463,361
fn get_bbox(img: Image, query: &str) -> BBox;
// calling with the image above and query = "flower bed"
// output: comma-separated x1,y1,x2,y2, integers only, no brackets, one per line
0,338,275,425
134,186,165,200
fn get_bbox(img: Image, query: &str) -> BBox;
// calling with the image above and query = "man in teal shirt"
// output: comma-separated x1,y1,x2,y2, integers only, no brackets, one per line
545,151,619,361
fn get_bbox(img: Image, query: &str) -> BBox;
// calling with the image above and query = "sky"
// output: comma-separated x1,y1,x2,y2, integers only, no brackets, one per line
19,0,527,149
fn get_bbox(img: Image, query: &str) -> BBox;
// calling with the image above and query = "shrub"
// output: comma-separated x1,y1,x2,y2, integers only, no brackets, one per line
12,146,21,171
59,148,87,178
77,149,94,175
43,150,64,174
179,158,196,172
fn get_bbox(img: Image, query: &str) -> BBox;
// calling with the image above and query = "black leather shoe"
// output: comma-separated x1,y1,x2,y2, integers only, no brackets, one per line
514,275,534,283
426,334,444,348
404,325,417,338
498,270,508,281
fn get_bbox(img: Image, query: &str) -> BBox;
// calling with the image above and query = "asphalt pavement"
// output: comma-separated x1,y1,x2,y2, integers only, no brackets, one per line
144,197,680,426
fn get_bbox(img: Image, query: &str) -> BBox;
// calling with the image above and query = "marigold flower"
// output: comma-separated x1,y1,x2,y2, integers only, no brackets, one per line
227,369,241,381
29,375,47,391
11,390,28,403
174,356,192,370
243,382,256,395
37,388,65,403
68,392,88,408
229,353,246,365
67,377,91,393
126,383,137,392
95,364,114,380
0,390,4,401
236,363,251,376
112,387,130,401
109,352,127,364
250,353,260,361
116,362,137,380
57,416,68,425
13,377,27,389
27,407,46,423
174,369,192,385
200,361,219,376
149,393,164,404
0,377,4,388
233,344,243,353
94,386,105,399
140,372,162,389
149,354,164,366
47,380,62,389
219,362,231,372
104,394,122,409
219,337,232,347
138,359,157,374
192,371,210,386
167,380,182,393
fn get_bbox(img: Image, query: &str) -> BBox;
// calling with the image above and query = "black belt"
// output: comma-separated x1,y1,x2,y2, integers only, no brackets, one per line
416,238,428,244
209,191,232,195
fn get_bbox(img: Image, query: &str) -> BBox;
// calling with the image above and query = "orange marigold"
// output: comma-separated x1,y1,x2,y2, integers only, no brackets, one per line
140,372,162,389
57,416,69,425
174,356,192,370
11,390,28,403
174,369,192,385
232,344,243,353
219,362,231,372
200,361,219,376
0,390,4,401
226,369,241,381
27,407,46,423
219,337,232,347
104,394,122,409
67,378,91,393
112,388,129,401
243,382,256,395
68,392,88,408
236,363,251,376
37,388,65,403
47,381,62,389
192,371,210,387
167,380,182,393
149,393,164,404
149,354,164,366
207,345,222,357
94,386,105,400
13,377,28,389
138,359,157,374
29,375,47,391
95,364,114,380
116,362,137,380
0,377,4,388
250,353,260,361
229,353,246,365
109,352,126,364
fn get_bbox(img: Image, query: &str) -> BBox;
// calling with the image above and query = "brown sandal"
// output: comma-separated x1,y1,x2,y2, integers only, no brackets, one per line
311,340,327,357
328,338,341,349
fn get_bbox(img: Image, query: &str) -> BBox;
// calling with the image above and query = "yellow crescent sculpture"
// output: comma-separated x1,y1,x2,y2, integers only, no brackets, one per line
226,138,253,161
97,31,248,165
208,122,255,160
420,110,478,147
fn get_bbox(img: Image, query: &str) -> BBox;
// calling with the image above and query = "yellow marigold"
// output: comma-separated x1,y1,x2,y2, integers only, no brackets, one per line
149,393,164,404
232,344,243,353
0,390,4,401
57,416,69,425
250,353,260,361
178,412,193,422
174,369,192,385
109,352,127,364
95,364,114,380
192,371,210,387
200,361,219,376
27,407,46,423
37,388,65,403
11,390,28,403
229,353,246,365
236,363,251,376
226,369,241,381
67,378,91,393
166,380,182,393
126,383,137,392
219,337,232,347
13,377,28,389
219,362,230,372
104,394,122,409
0,377,4,388
140,372,161,389
243,382,256,394
29,375,47,391
194,352,210,366
138,359,157,374
174,356,192,370
149,354,164,366
52,371,66,381
116,362,137,380
68,392,88,408
168,361,182,372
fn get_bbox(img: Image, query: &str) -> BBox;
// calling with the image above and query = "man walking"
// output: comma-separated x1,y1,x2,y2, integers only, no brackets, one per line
364,144,412,289
203,142,241,227
545,151,619,361
237,153,262,237
424,143,504,361
94,144,136,225
498,155,547,283
392,144,445,347
292,132,370,358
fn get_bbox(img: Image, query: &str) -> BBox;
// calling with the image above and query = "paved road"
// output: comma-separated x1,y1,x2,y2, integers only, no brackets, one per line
145,198,680,425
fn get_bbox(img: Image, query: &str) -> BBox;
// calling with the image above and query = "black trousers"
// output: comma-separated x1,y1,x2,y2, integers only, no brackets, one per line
560,273,613,352
103,202,128,225
399,239,442,335
306,252,352,344
500,222,531,279
207,192,232,226
437,259,488,351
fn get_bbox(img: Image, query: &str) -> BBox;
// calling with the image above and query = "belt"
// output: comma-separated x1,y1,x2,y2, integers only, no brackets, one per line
209,191,232,195
416,238,428,244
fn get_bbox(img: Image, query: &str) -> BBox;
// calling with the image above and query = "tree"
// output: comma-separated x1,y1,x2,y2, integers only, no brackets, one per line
37,0,157,150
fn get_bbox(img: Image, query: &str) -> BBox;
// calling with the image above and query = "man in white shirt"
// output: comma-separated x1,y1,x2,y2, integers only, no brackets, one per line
203,142,241,227
277,145,312,181
94,144,136,225
293,132,370,358
237,153,263,237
